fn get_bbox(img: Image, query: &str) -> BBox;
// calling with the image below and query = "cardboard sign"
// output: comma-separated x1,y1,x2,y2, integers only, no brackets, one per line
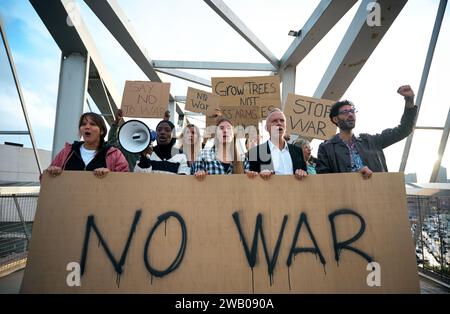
21,172,419,293
185,87,220,116
284,94,337,140
212,76,281,110
218,106,260,128
121,81,171,118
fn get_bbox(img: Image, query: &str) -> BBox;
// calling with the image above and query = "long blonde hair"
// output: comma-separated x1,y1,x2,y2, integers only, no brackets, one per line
179,124,202,162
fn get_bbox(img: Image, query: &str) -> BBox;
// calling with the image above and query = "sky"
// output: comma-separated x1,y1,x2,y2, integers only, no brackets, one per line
0,0,449,182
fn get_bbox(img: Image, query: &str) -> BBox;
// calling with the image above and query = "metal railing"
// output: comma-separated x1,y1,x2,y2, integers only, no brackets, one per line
407,195,450,284
0,187,39,276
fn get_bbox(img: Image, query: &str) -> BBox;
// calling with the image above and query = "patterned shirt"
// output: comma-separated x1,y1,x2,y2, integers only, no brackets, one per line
192,147,249,175
343,137,365,172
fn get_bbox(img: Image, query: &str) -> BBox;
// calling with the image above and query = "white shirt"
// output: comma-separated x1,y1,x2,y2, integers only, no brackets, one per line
80,144,97,166
267,140,293,175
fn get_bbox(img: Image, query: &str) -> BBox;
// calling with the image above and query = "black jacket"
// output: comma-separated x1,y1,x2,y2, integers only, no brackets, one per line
316,106,418,173
248,141,307,173
64,141,108,171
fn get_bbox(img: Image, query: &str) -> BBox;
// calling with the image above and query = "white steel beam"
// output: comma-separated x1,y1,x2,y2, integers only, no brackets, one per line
153,60,276,72
399,0,447,172
430,108,450,182
30,0,121,126
281,0,357,69
0,16,43,174
204,0,279,68
280,65,296,108
52,53,89,160
155,69,212,88
314,0,408,100
83,0,162,83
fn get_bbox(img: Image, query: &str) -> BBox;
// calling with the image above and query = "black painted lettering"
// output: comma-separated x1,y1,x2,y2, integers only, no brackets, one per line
144,211,187,278
328,209,373,264
286,213,326,267
80,210,142,277
232,212,288,281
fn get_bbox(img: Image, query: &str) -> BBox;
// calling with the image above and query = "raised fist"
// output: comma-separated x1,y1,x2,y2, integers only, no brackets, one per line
397,85,415,99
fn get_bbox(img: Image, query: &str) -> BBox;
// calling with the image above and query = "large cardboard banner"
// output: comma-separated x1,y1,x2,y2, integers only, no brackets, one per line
284,94,337,140
211,76,281,117
21,172,419,293
185,87,220,116
121,81,171,118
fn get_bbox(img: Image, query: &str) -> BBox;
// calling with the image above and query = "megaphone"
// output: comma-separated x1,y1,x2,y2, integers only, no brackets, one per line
118,120,157,154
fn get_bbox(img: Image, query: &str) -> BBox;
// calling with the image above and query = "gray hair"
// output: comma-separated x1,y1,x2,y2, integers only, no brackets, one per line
293,138,310,148
265,108,284,125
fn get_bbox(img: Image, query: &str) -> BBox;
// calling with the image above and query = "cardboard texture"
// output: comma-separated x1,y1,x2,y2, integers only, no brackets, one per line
211,76,281,112
284,94,337,140
219,105,261,128
120,81,171,118
21,172,420,293
185,87,220,116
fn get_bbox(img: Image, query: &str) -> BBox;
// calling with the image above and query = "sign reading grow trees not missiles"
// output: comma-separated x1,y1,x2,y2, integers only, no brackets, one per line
121,81,171,118
211,75,281,119
284,93,337,140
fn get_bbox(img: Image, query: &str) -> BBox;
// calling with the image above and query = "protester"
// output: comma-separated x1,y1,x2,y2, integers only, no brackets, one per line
134,119,190,175
247,108,307,181
192,117,248,181
46,112,129,178
316,85,417,179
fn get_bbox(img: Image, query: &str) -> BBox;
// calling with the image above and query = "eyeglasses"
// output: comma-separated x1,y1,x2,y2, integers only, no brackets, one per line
338,108,357,115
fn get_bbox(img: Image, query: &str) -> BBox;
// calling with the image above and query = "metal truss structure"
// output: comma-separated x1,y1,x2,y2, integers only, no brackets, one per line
1,0,448,182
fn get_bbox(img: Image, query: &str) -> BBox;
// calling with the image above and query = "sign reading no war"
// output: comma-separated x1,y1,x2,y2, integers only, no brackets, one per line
185,87,220,116
284,94,337,140
21,172,419,293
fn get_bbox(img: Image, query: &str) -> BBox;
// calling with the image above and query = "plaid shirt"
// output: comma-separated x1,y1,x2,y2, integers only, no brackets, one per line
191,147,249,175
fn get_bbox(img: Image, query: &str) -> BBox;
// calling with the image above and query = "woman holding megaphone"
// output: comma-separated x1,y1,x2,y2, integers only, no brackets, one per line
45,112,129,178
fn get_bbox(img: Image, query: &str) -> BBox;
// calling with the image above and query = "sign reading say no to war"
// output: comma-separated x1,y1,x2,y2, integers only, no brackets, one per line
121,81,171,118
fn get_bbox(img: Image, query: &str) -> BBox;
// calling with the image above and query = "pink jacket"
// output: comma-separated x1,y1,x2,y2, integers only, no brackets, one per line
51,142,129,172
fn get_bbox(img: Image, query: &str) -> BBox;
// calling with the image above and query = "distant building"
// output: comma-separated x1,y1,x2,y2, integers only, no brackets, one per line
437,166,448,183
405,173,418,183
0,143,51,185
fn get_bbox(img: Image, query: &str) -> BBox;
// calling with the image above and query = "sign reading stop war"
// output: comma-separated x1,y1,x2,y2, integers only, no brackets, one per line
212,76,281,109
284,94,337,140
21,172,419,293
121,81,171,118
185,87,220,116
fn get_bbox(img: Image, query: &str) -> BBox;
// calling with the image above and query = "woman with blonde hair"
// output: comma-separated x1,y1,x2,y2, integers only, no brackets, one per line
179,123,203,169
